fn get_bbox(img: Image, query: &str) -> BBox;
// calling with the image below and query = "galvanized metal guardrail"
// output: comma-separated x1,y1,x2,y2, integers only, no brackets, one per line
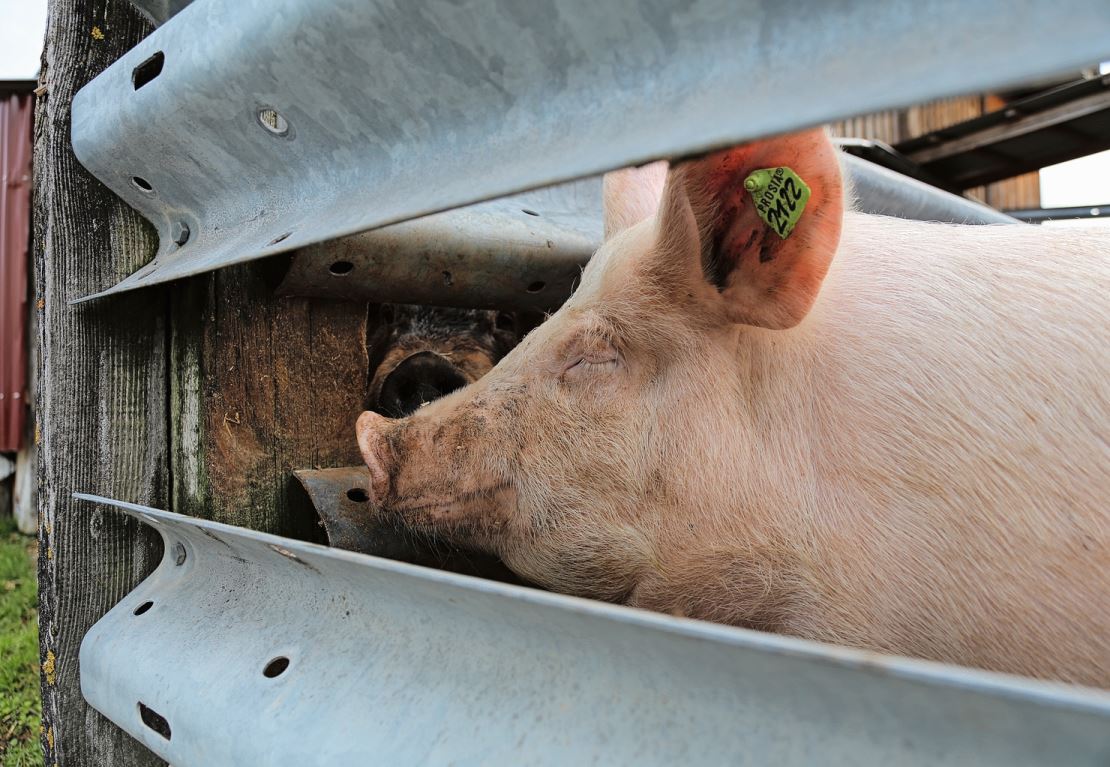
69,0,1107,301
69,1,1110,762
274,156,1015,311
76,494,1110,767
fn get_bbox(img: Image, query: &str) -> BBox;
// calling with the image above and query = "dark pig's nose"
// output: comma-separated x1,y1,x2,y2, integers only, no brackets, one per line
377,351,469,418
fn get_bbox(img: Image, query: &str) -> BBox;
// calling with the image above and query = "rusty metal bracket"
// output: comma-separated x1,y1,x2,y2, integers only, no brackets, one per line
71,0,1106,301
293,467,521,583
76,493,1110,765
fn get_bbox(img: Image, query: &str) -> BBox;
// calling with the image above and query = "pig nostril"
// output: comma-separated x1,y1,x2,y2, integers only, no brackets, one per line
346,488,369,503
377,351,470,418
330,260,354,276
526,281,545,293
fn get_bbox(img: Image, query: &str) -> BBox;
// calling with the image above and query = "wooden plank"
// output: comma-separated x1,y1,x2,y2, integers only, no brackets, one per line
905,90,1110,165
170,262,369,540
827,110,903,145
985,171,1041,210
35,1,372,759
33,1,166,764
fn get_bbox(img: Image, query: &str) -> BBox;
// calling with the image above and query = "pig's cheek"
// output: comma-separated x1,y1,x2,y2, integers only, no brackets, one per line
584,376,641,415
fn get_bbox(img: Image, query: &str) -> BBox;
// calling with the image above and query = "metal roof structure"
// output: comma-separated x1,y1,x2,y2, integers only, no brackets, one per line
841,75,1110,192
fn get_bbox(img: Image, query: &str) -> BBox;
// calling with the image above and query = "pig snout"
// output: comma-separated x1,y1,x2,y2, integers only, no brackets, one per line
355,406,514,548
377,351,469,418
347,409,524,585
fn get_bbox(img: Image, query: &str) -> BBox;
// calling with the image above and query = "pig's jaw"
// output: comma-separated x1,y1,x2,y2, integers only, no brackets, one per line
499,513,657,603
381,482,518,552
386,483,512,524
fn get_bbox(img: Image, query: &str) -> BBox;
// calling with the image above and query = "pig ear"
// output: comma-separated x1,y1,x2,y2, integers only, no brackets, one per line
655,129,843,330
602,161,668,240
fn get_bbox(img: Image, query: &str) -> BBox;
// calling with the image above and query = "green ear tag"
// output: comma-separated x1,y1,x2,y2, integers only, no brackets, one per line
743,167,811,239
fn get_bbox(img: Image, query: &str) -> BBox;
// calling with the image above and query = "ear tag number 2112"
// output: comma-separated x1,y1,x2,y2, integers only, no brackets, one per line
744,166,811,239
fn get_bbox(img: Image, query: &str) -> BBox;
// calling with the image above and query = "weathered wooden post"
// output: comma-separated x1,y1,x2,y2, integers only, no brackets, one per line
33,1,165,763
33,3,372,762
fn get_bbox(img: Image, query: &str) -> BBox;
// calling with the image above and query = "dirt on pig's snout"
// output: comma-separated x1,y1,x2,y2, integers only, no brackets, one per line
363,396,522,551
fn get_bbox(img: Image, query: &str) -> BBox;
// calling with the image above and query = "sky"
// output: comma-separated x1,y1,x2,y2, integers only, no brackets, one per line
0,0,1107,211
0,0,47,79
1039,60,1110,211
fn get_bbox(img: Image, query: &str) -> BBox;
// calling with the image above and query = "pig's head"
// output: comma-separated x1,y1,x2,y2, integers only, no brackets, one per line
357,130,843,605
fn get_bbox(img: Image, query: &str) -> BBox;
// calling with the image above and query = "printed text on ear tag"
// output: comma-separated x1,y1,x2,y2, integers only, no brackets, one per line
744,167,811,239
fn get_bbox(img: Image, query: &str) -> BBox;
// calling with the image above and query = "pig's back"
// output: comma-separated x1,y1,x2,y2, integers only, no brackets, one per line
799,214,1109,685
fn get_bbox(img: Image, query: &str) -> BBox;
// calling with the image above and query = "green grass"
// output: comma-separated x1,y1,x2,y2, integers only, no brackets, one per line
0,515,42,767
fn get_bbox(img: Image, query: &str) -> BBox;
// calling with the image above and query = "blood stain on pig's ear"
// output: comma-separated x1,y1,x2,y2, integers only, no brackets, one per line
704,227,760,291
658,128,844,330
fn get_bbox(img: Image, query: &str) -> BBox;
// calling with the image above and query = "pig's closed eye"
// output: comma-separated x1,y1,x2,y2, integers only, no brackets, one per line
563,346,620,379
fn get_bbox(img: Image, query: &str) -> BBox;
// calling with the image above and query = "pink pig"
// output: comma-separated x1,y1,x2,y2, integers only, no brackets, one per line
357,129,1109,687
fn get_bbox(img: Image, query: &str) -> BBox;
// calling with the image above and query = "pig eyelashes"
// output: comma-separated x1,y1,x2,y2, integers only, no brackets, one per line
562,347,621,379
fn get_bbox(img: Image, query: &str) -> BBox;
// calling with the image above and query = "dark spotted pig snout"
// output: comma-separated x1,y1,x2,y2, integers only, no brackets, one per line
378,351,469,418
356,410,393,505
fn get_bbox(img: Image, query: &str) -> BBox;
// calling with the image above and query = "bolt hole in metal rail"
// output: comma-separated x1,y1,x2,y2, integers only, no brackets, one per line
67,0,1110,764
